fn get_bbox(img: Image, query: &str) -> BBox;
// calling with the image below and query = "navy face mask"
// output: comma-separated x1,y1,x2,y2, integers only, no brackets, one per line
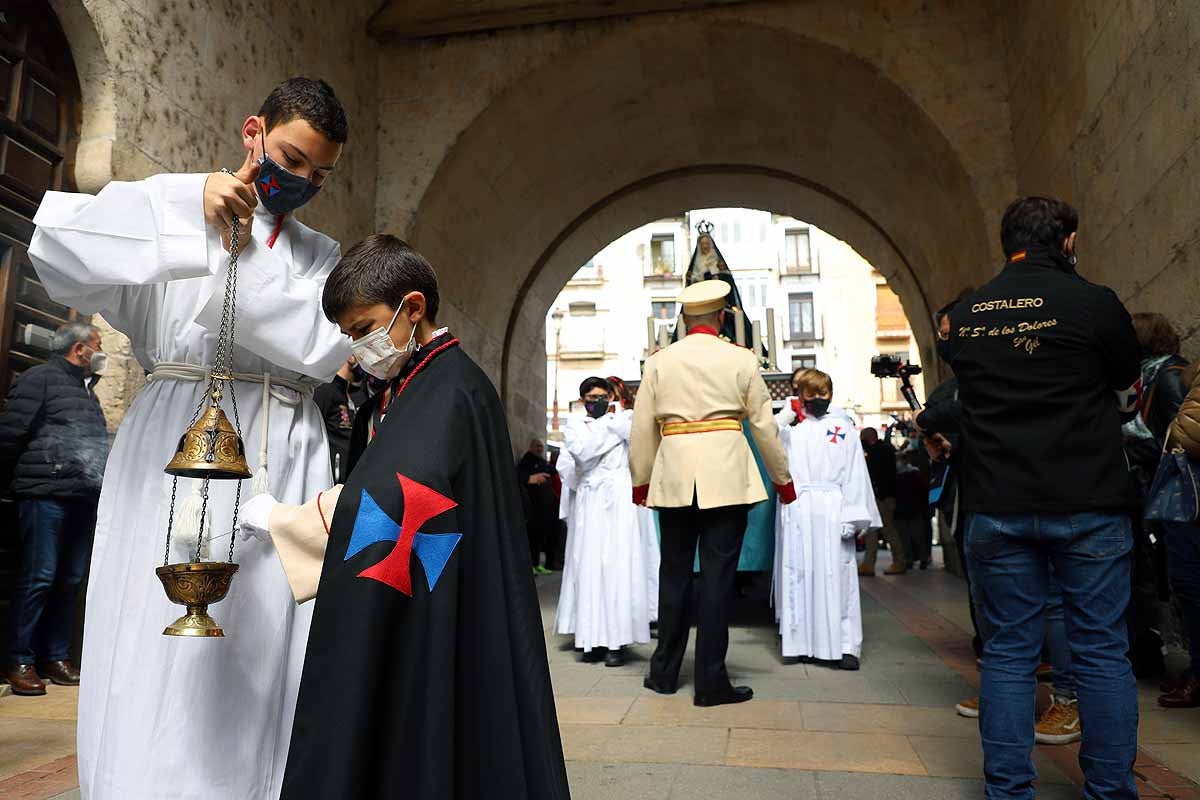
256,130,321,215
584,400,609,419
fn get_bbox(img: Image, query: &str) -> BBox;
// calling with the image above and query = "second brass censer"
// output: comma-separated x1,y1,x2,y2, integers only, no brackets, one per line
157,213,248,637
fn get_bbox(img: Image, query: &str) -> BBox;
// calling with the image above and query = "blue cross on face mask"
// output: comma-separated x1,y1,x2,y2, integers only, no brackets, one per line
255,130,321,215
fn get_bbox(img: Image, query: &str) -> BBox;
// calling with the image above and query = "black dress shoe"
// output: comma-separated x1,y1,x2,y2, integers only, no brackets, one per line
643,675,677,695
604,648,625,668
580,648,606,663
838,655,861,671
694,685,753,707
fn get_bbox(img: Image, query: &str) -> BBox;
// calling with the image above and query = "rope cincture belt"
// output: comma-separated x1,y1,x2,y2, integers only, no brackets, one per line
661,417,743,436
148,361,322,501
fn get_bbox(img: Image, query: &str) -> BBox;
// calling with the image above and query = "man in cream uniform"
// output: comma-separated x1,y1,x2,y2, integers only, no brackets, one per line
630,280,795,707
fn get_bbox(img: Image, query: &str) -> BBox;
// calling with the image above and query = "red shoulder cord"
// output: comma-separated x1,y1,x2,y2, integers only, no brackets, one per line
371,339,462,440
316,491,331,536
266,214,285,249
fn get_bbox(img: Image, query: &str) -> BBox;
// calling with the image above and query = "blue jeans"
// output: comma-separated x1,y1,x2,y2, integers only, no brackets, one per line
969,554,1077,702
6,498,95,665
967,511,1137,800
1162,521,1200,672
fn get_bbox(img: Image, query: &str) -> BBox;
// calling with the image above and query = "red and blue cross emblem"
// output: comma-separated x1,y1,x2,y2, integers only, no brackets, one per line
344,474,461,596
827,426,847,444
259,174,282,197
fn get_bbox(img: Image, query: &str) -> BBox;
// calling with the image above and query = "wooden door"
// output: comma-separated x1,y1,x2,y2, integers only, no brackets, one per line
0,1,84,404
0,1,84,663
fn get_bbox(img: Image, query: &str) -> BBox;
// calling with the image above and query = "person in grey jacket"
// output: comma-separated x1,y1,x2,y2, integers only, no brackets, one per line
1,322,108,695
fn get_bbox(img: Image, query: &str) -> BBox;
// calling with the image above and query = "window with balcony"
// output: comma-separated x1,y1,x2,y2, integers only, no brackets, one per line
569,301,597,316
649,234,676,276
737,277,768,308
651,300,677,320
569,259,603,285
791,354,817,371
787,292,815,341
782,229,812,274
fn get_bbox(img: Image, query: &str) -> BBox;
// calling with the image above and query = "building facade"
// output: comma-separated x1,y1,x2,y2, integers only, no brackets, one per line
545,208,925,436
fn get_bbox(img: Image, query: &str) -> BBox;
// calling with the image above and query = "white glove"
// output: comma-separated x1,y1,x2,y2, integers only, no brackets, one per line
238,494,278,543
841,523,859,540
777,399,798,427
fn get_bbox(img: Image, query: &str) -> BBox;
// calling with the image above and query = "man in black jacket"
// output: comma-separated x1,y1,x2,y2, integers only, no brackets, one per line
516,438,558,574
945,197,1141,799
0,322,109,696
312,355,372,483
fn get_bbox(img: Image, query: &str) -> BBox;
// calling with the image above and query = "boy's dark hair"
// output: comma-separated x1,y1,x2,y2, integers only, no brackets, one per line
999,197,1078,258
1131,312,1180,358
579,377,612,398
322,235,440,323
260,77,349,144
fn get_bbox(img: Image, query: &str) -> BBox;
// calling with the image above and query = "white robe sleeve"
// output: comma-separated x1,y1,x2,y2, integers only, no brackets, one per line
28,174,211,336
563,417,622,472
839,435,882,531
611,409,634,442
267,485,343,604
556,447,577,521
194,233,347,380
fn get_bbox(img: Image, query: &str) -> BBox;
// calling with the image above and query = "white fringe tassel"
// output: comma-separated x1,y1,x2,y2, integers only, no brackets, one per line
251,465,270,497
172,482,211,563
252,373,271,497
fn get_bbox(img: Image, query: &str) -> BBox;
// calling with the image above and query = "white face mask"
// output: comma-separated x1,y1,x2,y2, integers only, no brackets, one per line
80,345,107,375
89,351,108,374
349,299,416,380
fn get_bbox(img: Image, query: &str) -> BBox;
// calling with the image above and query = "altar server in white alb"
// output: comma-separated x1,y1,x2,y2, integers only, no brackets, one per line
556,377,654,667
606,374,660,623
774,368,880,670
27,78,350,800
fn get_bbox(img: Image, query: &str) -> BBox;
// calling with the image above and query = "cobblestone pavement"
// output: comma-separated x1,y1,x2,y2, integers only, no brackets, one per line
3,549,1198,799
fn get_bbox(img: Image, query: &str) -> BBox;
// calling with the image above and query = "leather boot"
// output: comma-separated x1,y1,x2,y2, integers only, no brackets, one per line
6,664,46,696
38,660,81,686
1158,676,1200,709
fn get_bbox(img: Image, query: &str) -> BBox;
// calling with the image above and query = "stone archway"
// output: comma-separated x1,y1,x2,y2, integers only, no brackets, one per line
48,0,116,193
405,18,999,445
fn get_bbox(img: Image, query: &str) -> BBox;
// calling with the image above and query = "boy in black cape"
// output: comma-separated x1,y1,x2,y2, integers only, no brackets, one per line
239,234,570,799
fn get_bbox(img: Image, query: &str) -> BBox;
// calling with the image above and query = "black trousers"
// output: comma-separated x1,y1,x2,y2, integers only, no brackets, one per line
650,500,749,696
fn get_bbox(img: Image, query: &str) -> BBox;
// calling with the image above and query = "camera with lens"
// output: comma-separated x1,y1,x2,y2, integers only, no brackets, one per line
870,354,922,380
870,355,924,411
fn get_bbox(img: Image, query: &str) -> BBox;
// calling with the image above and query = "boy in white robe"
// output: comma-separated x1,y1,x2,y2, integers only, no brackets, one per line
26,78,350,800
774,368,880,670
555,377,653,667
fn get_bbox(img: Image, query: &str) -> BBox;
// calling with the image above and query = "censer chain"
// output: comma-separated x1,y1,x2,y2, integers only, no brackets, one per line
162,216,245,566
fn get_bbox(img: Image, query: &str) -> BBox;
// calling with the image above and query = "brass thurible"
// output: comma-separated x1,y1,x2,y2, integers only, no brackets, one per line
165,388,252,480
158,215,249,637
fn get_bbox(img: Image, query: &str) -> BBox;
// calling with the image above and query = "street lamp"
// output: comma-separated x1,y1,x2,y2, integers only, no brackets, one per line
550,307,565,440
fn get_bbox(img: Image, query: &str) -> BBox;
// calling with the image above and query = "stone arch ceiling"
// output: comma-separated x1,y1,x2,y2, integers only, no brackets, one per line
403,17,1011,432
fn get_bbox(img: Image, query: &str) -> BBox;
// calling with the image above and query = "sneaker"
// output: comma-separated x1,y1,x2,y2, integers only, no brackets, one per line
1034,698,1081,744
858,564,875,577
534,565,552,576
955,696,979,718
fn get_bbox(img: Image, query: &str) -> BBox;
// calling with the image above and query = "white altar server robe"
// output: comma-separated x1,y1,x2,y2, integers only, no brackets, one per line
28,173,348,800
773,406,880,660
555,411,653,652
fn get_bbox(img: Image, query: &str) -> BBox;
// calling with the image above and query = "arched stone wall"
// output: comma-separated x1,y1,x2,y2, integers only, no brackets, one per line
405,19,1000,446
50,0,117,194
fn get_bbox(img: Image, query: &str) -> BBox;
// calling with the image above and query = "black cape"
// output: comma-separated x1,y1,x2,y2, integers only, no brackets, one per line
280,335,570,800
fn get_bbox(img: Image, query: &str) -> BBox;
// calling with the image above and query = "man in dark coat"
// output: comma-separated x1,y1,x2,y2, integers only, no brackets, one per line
239,235,569,800
0,322,108,695
516,438,559,573
312,355,372,482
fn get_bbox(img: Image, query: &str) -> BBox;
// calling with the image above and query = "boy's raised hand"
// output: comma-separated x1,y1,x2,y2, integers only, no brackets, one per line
204,162,260,251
